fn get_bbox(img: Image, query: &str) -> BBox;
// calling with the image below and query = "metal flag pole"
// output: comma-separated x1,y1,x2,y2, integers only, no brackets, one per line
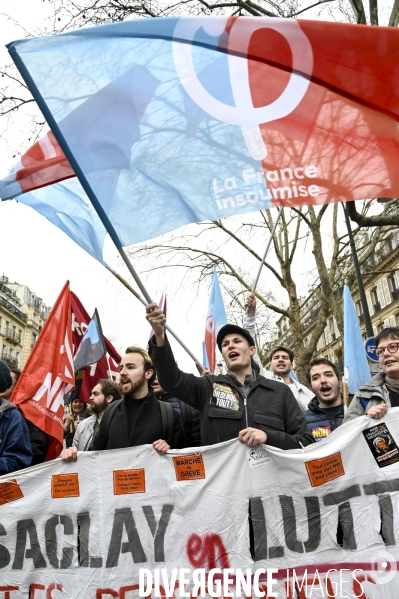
246,207,284,313
342,203,374,338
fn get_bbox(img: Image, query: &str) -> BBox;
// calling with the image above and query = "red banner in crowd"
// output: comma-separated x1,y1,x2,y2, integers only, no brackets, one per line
11,281,74,459
70,292,120,401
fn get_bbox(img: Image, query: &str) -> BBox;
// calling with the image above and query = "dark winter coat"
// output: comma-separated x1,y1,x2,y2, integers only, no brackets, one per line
149,336,314,450
93,391,186,450
305,397,344,442
159,393,201,447
0,398,32,474
25,420,48,465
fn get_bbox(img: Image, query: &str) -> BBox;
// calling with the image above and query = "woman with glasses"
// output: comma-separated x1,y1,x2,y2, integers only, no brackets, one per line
344,327,399,422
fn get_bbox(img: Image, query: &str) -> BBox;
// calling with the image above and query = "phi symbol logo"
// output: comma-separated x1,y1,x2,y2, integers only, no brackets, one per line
173,17,313,160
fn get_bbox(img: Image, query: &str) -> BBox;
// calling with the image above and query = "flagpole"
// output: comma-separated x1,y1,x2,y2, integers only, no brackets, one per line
342,203,374,338
105,353,112,381
246,207,284,312
106,267,203,368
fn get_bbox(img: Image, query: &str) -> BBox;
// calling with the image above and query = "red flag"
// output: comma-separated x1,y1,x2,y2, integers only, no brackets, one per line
11,281,75,459
70,292,120,401
4,130,74,196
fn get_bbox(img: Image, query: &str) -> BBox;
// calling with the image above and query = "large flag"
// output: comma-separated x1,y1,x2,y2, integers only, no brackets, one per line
73,309,106,373
10,282,74,459
5,18,399,250
343,285,371,394
13,178,108,265
204,266,228,373
70,292,120,401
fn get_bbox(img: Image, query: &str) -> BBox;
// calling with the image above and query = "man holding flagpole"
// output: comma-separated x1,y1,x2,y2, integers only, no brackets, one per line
146,304,314,450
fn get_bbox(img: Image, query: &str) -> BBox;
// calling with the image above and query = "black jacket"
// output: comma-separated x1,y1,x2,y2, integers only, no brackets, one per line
149,336,314,450
305,397,344,442
25,420,48,465
93,391,186,450
159,393,201,447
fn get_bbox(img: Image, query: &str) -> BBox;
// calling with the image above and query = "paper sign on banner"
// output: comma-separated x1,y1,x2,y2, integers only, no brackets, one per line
113,469,146,495
305,452,345,487
173,454,205,481
0,480,24,505
51,473,80,498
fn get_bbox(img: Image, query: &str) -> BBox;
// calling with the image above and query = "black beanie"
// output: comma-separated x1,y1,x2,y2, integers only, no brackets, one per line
0,361,12,394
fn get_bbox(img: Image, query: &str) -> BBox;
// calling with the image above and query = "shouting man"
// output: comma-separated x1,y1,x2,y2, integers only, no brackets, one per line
146,303,314,450
305,358,344,441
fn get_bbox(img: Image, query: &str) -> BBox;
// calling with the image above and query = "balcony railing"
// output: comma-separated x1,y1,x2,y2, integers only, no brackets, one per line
374,302,381,313
3,328,21,345
0,296,27,323
1,352,19,368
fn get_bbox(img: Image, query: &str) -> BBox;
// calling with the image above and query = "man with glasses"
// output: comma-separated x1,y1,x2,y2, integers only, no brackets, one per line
344,327,399,422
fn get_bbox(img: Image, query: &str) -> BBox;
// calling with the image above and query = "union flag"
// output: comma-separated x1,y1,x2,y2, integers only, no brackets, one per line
11,282,75,459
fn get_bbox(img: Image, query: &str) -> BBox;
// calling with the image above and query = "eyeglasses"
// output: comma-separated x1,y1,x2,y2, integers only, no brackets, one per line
375,342,399,357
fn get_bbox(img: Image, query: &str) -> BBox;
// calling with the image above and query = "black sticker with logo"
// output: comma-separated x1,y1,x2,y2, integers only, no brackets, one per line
362,422,399,468
211,383,240,411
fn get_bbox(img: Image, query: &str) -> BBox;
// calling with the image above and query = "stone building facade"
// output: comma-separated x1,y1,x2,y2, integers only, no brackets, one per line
0,275,50,369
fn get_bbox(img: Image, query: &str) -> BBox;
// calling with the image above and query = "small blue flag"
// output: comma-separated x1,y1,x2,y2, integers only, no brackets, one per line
74,309,106,373
204,265,228,373
343,285,370,394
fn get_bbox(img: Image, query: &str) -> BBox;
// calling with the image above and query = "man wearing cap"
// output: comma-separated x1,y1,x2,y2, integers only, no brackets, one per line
146,304,314,449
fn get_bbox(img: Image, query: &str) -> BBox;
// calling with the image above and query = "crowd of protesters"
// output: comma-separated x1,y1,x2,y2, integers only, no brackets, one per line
1,292,399,474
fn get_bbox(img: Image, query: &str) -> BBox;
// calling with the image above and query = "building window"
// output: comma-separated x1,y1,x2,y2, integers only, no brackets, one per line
390,272,399,299
2,344,6,357
16,352,20,366
371,287,381,312
9,348,13,358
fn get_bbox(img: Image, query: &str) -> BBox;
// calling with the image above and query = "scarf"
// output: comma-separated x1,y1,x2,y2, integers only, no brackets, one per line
385,376,399,394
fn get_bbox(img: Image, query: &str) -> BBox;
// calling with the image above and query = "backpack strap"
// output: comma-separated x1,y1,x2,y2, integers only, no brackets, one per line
158,400,175,447
179,401,193,428
100,399,123,443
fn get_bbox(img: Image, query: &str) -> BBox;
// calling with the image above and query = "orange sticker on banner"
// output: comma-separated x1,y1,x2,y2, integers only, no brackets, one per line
0,480,24,506
173,455,205,481
51,473,80,498
113,469,146,495
305,453,345,487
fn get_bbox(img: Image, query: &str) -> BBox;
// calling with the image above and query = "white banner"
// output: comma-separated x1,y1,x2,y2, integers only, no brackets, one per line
0,411,399,597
